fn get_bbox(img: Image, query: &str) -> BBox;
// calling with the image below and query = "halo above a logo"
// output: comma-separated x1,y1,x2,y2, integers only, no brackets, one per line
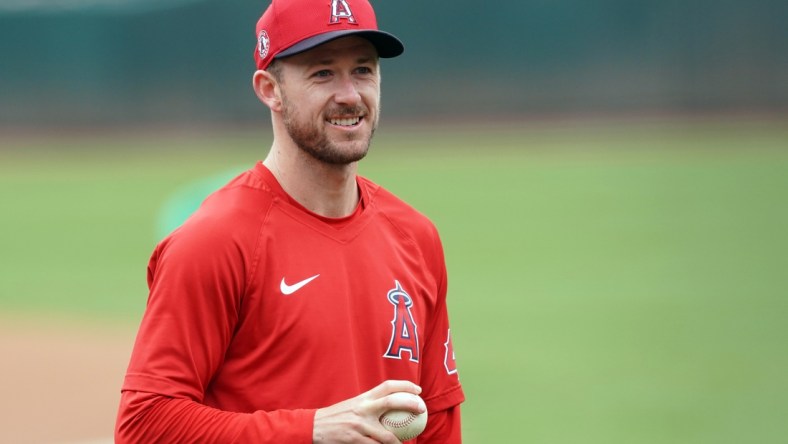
258,30,270,60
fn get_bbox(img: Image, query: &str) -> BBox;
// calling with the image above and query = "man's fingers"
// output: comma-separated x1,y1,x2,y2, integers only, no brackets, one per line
314,381,425,443
362,390,427,418
360,425,402,444
364,380,421,400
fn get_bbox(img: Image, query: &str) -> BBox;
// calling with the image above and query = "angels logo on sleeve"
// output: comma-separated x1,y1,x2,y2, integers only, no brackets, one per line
444,328,458,375
383,280,420,363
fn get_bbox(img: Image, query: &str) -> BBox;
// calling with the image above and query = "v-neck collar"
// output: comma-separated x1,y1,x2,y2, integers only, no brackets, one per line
251,162,378,243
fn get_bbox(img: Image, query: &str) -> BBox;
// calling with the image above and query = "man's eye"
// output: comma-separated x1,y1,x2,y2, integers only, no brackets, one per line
314,70,332,78
355,67,373,74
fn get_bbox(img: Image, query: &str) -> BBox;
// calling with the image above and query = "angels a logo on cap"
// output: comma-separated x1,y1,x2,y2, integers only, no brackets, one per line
330,0,356,24
258,30,270,59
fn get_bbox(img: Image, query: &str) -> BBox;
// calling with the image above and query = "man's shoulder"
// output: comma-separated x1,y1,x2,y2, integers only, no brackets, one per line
165,168,276,244
360,176,439,238
203,168,276,215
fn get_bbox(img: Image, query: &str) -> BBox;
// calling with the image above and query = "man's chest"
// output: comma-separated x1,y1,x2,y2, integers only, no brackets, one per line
248,224,436,357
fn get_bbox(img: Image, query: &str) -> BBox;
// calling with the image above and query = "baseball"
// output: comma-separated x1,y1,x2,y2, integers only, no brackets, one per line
379,393,428,441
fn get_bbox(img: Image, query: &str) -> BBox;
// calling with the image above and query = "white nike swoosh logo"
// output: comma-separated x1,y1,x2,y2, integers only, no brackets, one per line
280,274,320,295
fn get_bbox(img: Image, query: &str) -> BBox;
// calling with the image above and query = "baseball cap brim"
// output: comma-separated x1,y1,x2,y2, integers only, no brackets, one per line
275,30,404,60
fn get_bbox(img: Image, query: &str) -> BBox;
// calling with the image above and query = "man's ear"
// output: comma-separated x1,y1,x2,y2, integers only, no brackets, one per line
252,69,283,112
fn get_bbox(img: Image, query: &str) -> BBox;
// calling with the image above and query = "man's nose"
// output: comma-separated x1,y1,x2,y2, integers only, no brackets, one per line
333,76,362,106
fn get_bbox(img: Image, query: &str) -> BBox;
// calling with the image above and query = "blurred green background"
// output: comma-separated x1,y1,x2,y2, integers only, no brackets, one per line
2,122,787,443
1,0,788,443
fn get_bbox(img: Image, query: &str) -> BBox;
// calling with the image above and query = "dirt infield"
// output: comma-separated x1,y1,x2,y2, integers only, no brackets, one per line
0,316,136,444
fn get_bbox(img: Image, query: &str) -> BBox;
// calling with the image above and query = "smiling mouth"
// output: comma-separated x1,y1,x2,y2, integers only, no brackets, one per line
328,116,362,127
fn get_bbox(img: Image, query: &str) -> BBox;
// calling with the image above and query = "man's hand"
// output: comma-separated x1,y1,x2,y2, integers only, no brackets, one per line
313,380,426,443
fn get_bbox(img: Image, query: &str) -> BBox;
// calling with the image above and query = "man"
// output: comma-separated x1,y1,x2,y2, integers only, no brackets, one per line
115,0,464,442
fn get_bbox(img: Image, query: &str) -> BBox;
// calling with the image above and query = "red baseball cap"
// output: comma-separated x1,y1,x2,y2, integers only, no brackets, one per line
254,0,404,70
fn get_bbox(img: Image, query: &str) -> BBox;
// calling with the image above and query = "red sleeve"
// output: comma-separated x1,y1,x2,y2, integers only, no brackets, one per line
115,390,315,444
418,227,464,413
122,218,248,401
118,195,319,443
412,404,462,443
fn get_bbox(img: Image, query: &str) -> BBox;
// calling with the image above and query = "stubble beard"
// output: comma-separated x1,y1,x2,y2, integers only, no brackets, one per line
281,96,378,166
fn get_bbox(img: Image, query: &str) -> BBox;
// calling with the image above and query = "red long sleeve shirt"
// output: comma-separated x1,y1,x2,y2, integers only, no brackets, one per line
117,163,464,442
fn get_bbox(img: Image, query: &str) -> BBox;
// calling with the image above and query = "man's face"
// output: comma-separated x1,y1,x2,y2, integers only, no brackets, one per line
275,36,381,165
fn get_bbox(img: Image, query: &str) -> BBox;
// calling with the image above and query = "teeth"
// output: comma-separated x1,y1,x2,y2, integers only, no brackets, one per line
330,117,360,126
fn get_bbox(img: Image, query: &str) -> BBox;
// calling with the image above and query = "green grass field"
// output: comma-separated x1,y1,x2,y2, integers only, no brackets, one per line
1,120,787,442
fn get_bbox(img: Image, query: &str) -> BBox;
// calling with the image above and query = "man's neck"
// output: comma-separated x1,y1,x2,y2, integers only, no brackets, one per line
263,147,360,218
